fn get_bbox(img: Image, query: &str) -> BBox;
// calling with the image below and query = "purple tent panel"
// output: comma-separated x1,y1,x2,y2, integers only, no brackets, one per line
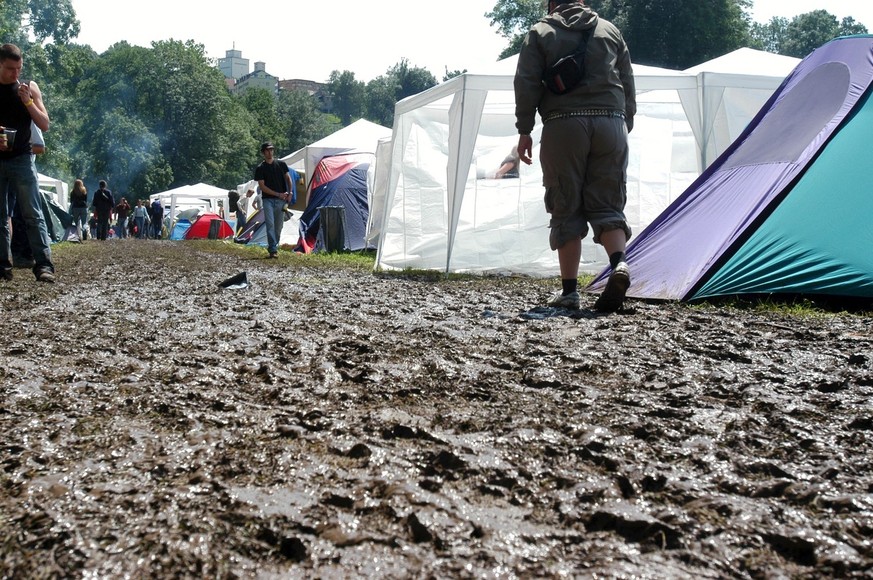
588,36,873,300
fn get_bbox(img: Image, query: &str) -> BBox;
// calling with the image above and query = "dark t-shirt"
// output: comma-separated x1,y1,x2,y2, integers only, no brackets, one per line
255,160,290,196
0,82,33,159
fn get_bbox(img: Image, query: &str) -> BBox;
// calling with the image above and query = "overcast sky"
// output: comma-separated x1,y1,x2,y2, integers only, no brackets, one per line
68,0,873,83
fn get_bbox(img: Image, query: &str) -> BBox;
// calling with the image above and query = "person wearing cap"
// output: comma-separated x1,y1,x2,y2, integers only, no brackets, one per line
0,43,55,283
254,142,293,258
514,0,635,312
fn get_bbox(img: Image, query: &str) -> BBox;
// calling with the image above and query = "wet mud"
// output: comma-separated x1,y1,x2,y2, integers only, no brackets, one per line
1,240,872,578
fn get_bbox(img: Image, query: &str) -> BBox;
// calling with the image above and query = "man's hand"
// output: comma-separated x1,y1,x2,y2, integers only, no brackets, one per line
518,134,533,165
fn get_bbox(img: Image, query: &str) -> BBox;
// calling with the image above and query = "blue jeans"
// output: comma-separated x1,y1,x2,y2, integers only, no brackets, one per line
263,197,285,254
70,207,89,239
117,217,128,238
0,154,53,272
134,216,146,238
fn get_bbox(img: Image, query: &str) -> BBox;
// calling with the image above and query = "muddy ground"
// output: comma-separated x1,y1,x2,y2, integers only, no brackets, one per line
1,240,871,579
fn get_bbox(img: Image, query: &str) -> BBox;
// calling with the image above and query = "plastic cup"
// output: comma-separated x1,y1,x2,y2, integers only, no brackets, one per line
3,129,16,148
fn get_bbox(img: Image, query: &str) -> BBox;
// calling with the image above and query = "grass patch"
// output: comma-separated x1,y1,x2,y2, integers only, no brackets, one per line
693,294,873,318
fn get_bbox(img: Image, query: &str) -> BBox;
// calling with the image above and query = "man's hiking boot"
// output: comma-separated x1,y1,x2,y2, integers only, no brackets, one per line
548,290,580,309
35,267,55,283
593,262,630,312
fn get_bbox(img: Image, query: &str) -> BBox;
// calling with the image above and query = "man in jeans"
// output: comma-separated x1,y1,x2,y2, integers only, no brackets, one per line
0,43,55,283
254,142,293,258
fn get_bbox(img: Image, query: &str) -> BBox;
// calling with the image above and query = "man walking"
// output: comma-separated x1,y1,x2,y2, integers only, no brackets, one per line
254,142,293,258
514,0,635,312
0,43,55,282
91,180,114,240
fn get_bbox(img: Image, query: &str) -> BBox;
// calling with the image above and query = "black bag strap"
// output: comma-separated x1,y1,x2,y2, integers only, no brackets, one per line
568,26,594,63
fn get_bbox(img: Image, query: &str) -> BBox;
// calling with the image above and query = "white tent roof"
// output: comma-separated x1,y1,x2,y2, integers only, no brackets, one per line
280,119,391,184
372,48,797,276
38,173,69,208
682,48,801,167
149,182,230,222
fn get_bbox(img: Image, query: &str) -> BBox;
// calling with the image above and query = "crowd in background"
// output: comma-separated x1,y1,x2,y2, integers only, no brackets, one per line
68,178,165,241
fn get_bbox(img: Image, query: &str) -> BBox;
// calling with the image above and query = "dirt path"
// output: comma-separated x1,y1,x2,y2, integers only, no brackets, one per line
2,240,871,578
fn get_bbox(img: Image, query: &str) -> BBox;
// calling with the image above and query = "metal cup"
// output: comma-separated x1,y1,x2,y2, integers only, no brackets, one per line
3,128,16,148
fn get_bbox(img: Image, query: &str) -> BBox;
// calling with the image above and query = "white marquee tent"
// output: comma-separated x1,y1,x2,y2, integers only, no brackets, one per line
372,48,799,276
38,173,69,209
148,182,230,224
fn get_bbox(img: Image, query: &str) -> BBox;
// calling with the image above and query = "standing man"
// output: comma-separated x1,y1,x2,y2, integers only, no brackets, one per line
0,43,55,282
514,0,635,312
254,142,292,259
150,197,163,239
91,180,114,240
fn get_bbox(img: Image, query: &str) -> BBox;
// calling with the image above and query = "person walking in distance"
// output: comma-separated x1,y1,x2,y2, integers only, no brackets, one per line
91,180,114,240
150,197,163,239
254,142,293,259
0,43,56,282
69,179,89,240
514,0,635,312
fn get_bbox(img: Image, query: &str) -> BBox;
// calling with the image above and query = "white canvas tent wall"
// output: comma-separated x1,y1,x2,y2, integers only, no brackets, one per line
280,119,392,188
373,61,700,276
373,49,797,276
38,173,69,209
682,48,801,168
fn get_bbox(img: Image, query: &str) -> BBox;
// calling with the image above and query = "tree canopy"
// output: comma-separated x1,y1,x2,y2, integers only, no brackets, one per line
486,1,867,69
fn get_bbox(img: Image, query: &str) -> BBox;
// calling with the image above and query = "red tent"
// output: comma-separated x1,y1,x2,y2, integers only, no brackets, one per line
183,212,234,240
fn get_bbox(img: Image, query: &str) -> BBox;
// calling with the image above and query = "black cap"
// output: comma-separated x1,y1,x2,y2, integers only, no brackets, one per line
260,142,274,153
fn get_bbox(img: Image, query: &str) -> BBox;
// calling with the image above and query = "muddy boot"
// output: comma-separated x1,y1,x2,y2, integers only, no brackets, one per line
593,262,630,312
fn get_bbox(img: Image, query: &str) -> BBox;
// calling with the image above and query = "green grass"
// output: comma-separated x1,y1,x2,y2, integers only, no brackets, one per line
692,294,873,318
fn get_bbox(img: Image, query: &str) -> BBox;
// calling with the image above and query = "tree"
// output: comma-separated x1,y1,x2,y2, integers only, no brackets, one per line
276,89,339,153
777,11,868,59
485,0,543,59
749,17,789,53
619,0,752,69
73,40,257,195
327,70,365,126
0,0,79,46
364,59,438,127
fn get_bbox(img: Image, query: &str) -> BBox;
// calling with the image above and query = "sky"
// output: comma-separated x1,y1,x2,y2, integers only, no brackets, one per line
69,1,873,84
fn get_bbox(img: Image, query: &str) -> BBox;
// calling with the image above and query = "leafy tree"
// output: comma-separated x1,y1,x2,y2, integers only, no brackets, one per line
73,40,257,196
619,0,752,69
365,59,437,127
443,68,467,82
237,87,285,150
0,0,79,46
748,17,789,53
485,0,543,59
276,89,339,153
327,70,365,126
777,11,868,58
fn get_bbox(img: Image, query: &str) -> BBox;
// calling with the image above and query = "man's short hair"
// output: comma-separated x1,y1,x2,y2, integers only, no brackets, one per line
99,180,107,188
0,44,22,62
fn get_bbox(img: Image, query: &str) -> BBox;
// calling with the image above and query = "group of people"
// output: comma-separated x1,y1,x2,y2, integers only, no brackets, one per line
69,178,164,241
